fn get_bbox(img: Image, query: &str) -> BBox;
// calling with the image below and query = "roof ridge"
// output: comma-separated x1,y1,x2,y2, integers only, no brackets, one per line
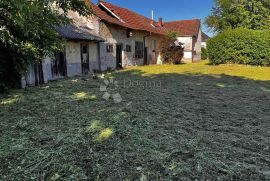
99,1,200,25
100,1,158,23
164,19,200,24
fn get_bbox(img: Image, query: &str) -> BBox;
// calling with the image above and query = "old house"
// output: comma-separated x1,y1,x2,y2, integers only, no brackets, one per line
89,1,167,70
87,1,202,68
163,19,202,62
22,0,202,87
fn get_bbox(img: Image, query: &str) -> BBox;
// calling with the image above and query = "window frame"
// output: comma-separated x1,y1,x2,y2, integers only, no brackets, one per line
106,43,114,53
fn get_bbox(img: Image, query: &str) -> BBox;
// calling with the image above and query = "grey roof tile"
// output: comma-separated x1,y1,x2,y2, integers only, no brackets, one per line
55,24,103,41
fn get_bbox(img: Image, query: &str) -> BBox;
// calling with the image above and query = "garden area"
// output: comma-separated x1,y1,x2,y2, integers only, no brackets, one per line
1,61,270,180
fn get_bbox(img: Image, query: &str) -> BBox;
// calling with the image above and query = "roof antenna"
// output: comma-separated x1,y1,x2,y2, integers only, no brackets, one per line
151,10,154,26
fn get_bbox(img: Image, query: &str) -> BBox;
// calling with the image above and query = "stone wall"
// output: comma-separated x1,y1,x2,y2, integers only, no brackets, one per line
177,36,193,63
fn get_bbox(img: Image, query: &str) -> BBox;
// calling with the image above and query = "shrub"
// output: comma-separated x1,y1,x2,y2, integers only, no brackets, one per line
0,83,8,93
207,28,270,66
201,47,208,60
159,31,184,64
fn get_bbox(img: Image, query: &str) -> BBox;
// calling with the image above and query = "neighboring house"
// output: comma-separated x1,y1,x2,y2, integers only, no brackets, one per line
201,32,210,49
163,19,202,62
22,0,202,86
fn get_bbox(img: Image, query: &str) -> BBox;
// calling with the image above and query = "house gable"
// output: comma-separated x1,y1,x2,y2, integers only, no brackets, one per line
98,2,125,23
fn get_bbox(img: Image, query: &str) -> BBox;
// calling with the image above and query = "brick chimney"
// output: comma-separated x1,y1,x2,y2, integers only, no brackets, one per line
151,19,155,26
158,17,163,27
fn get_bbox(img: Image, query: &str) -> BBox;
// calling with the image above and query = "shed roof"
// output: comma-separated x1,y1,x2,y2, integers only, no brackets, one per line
55,11,103,42
55,25,103,41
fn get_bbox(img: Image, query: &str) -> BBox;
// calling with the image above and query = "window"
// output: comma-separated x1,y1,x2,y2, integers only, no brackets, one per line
106,44,114,52
126,29,133,38
135,41,143,58
126,45,131,52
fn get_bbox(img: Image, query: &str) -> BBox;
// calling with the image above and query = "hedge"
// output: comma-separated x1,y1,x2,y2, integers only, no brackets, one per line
207,28,270,66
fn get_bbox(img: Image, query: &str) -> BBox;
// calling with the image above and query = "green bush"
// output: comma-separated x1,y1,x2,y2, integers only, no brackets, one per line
159,31,184,64
201,47,208,60
207,28,270,66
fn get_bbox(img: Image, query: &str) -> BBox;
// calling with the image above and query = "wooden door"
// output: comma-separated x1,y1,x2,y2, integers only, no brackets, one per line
52,51,67,77
144,47,148,65
116,44,123,69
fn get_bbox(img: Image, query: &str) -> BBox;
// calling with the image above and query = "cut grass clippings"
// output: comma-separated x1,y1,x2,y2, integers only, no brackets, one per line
1,61,270,180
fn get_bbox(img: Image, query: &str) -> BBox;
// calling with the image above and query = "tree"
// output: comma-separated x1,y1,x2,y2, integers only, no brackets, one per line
0,0,91,89
159,31,184,64
205,0,270,33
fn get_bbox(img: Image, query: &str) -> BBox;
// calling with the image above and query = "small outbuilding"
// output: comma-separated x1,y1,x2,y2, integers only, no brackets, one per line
22,12,104,87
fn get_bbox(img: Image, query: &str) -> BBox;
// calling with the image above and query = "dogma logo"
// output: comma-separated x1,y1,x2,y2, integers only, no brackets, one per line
100,78,122,103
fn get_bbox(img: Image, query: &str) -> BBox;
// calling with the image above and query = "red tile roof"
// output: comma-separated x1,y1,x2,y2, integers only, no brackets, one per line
88,1,200,37
98,1,167,35
163,19,201,37
90,2,127,28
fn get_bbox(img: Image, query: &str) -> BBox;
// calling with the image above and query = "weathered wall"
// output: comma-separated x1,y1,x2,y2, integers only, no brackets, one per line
66,41,99,75
89,42,99,72
145,34,162,65
22,41,99,87
177,36,193,62
43,57,53,83
65,41,82,76
21,65,36,87
177,29,202,63
194,29,202,61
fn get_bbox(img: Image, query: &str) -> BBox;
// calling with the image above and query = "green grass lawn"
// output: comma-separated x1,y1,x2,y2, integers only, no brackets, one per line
1,61,270,180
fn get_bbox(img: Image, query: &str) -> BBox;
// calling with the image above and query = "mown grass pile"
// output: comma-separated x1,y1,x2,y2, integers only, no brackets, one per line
1,61,270,180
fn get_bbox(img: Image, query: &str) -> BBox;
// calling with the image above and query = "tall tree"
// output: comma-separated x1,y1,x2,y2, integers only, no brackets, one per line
0,0,91,89
205,0,270,33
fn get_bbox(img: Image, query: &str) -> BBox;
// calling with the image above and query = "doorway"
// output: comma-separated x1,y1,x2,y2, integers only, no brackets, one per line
144,47,148,65
81,43,89,74
116,44,123,69
52,51,66,78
